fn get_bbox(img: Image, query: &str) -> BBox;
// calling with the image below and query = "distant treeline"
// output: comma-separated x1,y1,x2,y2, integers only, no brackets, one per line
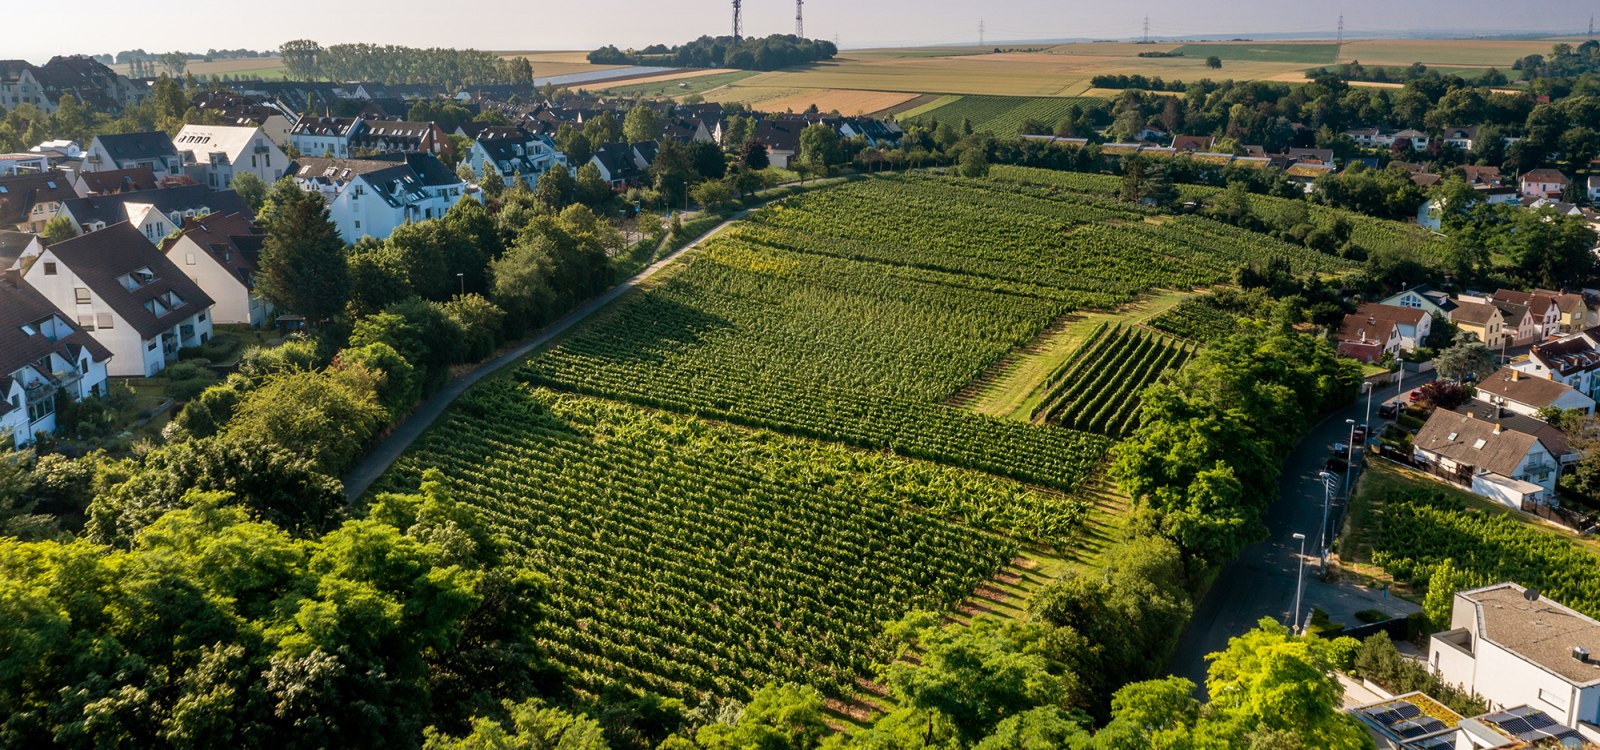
589,34,837,71
93,48,274,66
1136,51,1184,58
1305,61,1510,86
1090,74,1223,93
278,40,532,88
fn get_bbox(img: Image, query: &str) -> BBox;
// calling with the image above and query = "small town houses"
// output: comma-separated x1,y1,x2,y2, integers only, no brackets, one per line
287,152,465,242
158,212,271,326
0,269,112,448
22,222,214,378
172,124,288,189
463,126,569,189
1412,409,1560,506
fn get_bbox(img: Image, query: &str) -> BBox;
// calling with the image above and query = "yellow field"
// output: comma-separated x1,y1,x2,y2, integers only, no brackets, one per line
750,89,920,115
499,51,600,64
1336,38,1559,67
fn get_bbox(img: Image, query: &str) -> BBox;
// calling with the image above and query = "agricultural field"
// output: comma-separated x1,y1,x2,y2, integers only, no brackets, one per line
1032,325,1195,436
113,56,286,78
903,95,1106,134
597,69,759,98
1171,42,1340,65
1147,298,1242,343
1335,38,1560,67
749,89,921,116
380,384,1051,703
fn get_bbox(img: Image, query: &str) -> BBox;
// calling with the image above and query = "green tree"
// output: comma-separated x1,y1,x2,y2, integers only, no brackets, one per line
230,171,268,214
534,165,577,210
256,189,350,324
423,698,608,749
689,180,734,212
975,707,1091,750
223,370,386,474
1433,337,1496,382
39,214,78,245
797,124,842,174
650,140,698,210
695,683,829,750
480,162,507,199
1206,56,1223,69
622,106,661,144
575,161,612,207
958,146,990,178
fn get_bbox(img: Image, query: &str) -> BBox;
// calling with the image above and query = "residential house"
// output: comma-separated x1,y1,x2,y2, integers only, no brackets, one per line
1430,583,1600,731
173,124,287,189
1412,410,1560,506
1589,175,1600,203
838,118,903,148
1513,328,1600,401
1447,403,1582,470
0,270,113,447
464,127,569,190
191,92,297,147
288,152,466,242
1491,289,1562,339
83,132,181,176
347,119,453,159
1351,690,1582,749
1440,125,1478,151
1382,285,1457,320
21,222,214,377
1336,313,1401,363
0,230,42,270
1285,147,1335,165
0,153,51,176
0,171,78,232
288,117,365,159
752,120,804,169
26,56,143,114
1554,292,1594,333
590,142,644,188
1354,302,1432,350
58,185,249,244
660,117,715,144
1492,300,1540,347
631,141,659,172
1170,135,1215,152
1393,128,1429,150
1474,366,1595,418
159,213,270,326
1520,169,1571,200
73,167,159,196
0,60,45,109
1459,164,1503,187
1450,300,1507,348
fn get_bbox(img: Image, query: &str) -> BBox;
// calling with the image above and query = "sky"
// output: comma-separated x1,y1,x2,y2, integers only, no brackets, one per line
6,0,1596,64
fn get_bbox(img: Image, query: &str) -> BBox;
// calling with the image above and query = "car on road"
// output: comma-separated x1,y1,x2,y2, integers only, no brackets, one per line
1378,402,1399,419
1407,389,1422,403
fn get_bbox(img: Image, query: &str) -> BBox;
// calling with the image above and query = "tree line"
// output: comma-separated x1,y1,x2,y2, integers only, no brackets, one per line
279,40,533,88
589,35,838,71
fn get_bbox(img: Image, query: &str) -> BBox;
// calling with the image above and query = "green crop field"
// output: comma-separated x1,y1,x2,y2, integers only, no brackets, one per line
1148,298,1242,342
904,95,1108,134
1032,325,1194,436
1172,42,1340,65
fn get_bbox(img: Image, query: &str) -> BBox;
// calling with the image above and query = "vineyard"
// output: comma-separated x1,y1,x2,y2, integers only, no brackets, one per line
381,384,1045,703
1368,489,1600,620
1031,324,1195,436
904,95,1107,134
1147,298,1241,342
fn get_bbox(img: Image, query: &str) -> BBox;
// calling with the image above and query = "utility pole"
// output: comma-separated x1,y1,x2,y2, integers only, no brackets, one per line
732,0,743,41
1591,15,1595,36
796,0,804,38
1337,14,1345,46
1143,16,1151,44
1292,533,1308,634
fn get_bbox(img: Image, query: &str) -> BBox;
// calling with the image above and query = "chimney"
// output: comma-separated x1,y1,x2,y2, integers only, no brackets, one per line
1512,370,1520,381
1468,411,1475,419
1495,423,1503,435
1575,646,1591,664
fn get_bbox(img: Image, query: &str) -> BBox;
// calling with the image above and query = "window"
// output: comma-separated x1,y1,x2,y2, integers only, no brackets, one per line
43,262,56,275
74,288,90,304
1538,688,1564,709
185,253,195,265
77,315,94,330
96,313,113,330
146,339,157,351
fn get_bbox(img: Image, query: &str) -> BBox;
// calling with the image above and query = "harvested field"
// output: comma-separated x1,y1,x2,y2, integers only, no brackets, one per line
114,57,285,78
1336,38,1558,67
751,89,920,115
576,67,740,93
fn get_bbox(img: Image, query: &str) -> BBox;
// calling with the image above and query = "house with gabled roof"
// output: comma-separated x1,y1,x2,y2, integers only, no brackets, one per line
1520,169,1570,199
173,124,287,189
58,184,249,245
347,119,453,160
752,120,804,169
1413,410,1559,505
29,56,143,114
21,223,214,377
1449,299,1507,349
1474,366,1595,418
73,167,159,197
1169,135,1215,153
1491,289,1562,339
1382,285,1456,320
288,152,466,242
83,132,181,176
1354,302,1432,350
464,127,569,190
590,142,644,188
159,213,270,327
289,116,365,159
1336,312,1401,363
0,230,42,270
0,171,78,232
1513,327,1600,401
1491,299,1541,347
0,269,113,447
1440,125,1479,151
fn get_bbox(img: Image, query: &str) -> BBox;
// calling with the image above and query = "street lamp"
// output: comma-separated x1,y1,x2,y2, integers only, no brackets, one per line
683,180,690,213
1292,532,1308,634
1318,470,1336,563
1363,381,1375,427
456,272,464,297
1344,418,1358,501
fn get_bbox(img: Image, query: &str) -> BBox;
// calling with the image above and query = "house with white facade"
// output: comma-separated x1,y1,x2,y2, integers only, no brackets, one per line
1383,285,1457,321
0,230,43,270
159,213,270,327
22,222,214,377
288,153,466,242
464,127,569,190
1514,328,1600,402
347,119,453,160
0,270,112,448
1430,583,1600,734
1520,169,1571,200
57,185,249,244
173,124,287,189
1474,366,1595,418
0,171,78,232
590,142,643,188
0,153,51,176
288,117,365,159
1351,691,1584,749
1355,302,1432,350
1492,300,1542,347
83,132,182,176
1413,410,1560,507
0,56,142,115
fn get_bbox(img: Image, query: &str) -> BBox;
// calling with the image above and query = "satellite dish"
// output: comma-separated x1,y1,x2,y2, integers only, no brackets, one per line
1525,588,1541,602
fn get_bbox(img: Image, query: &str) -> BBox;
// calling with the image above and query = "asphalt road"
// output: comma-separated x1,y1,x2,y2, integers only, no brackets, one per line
1166,368,1437,693
340,210,752,502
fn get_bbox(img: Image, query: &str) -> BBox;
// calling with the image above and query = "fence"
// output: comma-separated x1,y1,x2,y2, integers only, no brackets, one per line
1520,499,1598,534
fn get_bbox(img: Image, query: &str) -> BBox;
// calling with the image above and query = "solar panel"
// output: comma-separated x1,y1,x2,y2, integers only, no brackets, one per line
1393,703,1422,720
1495,716,1535,736
1405,737,1454,750
1525,712,1560,731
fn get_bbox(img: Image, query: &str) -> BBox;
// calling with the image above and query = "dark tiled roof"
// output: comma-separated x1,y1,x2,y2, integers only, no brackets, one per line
94,132,177,163
0,269,112,372
1451,300,1501,326
591,142,639,181
161,212,264,287
0,230,35,267
77,167,159,195
753,120,803,152
1522,169,1570,184
1475,366,1584,409
60,185,249,229
290,116,364,137
1415,410,1541,478
0,171,77,226
46,222,214,340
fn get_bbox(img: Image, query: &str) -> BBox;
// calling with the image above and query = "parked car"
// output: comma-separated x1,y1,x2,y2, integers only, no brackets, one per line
1407,389,1422,403
1353,425,1368,443
1378,402,1399,419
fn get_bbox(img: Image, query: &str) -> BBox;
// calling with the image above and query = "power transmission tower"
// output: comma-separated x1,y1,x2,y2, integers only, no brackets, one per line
1337,14,1345,45
732,0,743,40
979,19,985,47
796,0,804,38
1591,15,1595,36
1143,16,1151,44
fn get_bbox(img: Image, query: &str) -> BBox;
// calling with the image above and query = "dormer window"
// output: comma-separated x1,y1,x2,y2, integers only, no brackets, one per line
118,267,157,290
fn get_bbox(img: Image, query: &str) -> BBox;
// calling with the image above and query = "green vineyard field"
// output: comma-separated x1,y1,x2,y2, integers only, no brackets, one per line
1147,298,1241,342
904,95,1107,135
1032,325,1195,436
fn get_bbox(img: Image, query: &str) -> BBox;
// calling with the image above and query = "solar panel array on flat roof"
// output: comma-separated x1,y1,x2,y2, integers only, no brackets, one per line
1402,736,1454,750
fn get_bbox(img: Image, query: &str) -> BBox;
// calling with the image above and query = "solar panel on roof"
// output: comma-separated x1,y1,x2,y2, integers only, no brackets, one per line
1392,703,1422,720
1494,716,1535,735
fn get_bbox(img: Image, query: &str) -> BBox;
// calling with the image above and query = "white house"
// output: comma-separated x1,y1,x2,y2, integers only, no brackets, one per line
288,117,365,159
160,212,270,327
57,184,250,244
1354,302,1432,350
1430,583,1600,732
0,152,51,176
1514,329,1600,402
83,132,182,176
1413,410,1560,507
22,222,215,377
1474,366,1596,419
589,142,642,188
172,124,287,189
464,127,570,190
1335,311,1403,363
0,270,113,448
288,153,466,242
0,230,43,270
1589,176,1600,203
1520,169,1571,200
1491,289,1563,339
0,171,80,232
1382,285,1457,321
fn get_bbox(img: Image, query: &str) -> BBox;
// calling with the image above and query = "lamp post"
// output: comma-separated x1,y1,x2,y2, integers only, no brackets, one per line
1344,417,1358,502
456,272,464,297
1363,381,1375,427
1318,470,1336,565
1292,532,1308,634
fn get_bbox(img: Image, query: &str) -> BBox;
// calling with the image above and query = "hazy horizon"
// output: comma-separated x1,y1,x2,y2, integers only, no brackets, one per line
5,0,1595,64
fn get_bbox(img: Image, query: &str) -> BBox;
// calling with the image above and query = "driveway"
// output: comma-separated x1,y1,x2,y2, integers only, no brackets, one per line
340,210,752,502
1167,368,1436,693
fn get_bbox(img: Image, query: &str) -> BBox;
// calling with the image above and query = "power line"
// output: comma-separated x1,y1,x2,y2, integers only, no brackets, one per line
732,0,743,41
1143,16,1151,44
1337,14,1345,45
796,0,804,38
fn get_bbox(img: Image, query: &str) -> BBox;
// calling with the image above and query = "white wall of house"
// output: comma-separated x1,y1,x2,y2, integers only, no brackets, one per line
82,138,181,176
169,235,268,326
291,133,351,158
315,175,463,243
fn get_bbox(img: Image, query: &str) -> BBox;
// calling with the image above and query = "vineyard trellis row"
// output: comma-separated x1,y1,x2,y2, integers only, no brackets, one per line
1147,298,1240,342
1032,324,1195,438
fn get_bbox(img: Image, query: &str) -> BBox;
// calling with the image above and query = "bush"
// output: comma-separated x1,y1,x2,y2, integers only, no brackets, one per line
1350,633,1487,716
1354,608,1387,624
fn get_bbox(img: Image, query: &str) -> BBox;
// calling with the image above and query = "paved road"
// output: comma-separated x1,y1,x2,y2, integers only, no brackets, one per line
340,210,753,502
1167,368,1437,692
